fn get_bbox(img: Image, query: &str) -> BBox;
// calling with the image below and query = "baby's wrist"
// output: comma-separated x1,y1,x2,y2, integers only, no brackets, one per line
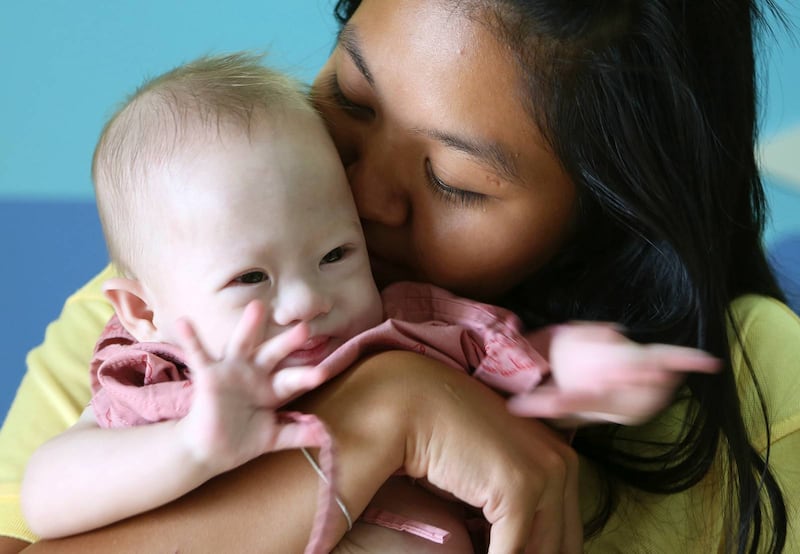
173,415,232,478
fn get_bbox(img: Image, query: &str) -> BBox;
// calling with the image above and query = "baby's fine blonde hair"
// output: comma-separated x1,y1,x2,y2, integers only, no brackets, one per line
92,52,314,278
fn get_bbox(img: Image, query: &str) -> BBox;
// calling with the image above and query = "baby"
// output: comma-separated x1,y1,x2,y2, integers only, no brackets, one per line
21,52,718,553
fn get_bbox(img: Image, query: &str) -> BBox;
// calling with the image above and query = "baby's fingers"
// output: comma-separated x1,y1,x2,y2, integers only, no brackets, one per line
174,318,213,371
507,386,602,419
645,344,721,374
271,366,328,402
270,419,324,452
593,345,719,388
224,300,267,360
254,323,310,370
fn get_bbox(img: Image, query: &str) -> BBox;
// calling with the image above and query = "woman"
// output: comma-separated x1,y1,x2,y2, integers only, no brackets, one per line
2,1,797,552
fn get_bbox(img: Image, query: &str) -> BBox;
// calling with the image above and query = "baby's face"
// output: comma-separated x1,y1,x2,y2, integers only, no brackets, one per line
144,108,383,364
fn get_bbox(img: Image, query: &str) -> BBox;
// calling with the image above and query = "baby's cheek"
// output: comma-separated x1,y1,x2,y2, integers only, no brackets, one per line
191,317,240,359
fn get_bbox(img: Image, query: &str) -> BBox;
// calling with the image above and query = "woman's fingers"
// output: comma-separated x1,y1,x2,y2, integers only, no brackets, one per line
402,353,581,553
487,435,581,554
522,445,570,554
489,514,535,554
643,344,721,373
559,445,583,554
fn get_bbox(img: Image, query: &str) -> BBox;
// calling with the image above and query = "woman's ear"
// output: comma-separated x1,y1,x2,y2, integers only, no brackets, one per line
102,278,159,342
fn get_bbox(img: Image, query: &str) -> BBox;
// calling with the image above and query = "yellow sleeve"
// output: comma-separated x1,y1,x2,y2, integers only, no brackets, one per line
0,265,115,542
729,295,800,551
582,295,800,552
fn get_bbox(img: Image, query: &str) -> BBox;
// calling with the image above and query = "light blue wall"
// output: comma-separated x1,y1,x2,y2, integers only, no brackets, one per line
0,0,339,418
1,2,799,419
0,0,337,200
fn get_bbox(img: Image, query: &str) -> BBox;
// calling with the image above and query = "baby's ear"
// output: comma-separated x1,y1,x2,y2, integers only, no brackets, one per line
102,278,158,342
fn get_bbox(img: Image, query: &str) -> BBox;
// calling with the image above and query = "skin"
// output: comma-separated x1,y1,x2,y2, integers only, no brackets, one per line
110,108,382,359
314,0,577,300
20,107,386,538
7,0,588,551
16,351,582,553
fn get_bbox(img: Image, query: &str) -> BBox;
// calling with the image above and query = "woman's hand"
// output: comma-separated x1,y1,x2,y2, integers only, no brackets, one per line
390,351,583,554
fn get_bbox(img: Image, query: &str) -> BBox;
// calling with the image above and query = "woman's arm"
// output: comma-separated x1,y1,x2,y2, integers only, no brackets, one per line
19,350,582,553
0,537,27,554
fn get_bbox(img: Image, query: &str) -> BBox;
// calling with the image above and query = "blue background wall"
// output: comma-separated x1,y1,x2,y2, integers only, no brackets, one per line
1,1,799,419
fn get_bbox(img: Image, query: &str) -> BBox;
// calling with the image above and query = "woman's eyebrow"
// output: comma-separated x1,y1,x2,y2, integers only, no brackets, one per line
337,23,520,186
418,128,522,185
338,25,374,87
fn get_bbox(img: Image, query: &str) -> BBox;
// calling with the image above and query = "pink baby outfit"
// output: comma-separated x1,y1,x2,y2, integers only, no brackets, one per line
90,282,550,551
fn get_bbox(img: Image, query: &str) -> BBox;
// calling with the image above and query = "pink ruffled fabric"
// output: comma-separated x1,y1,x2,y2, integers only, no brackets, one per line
90,281,551,550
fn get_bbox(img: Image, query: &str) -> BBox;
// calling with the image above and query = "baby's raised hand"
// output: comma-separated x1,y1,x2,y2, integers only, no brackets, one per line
173,300,329,473
508,323,720,426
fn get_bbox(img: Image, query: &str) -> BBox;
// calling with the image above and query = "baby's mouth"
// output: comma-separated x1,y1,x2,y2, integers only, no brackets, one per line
280,336,334,368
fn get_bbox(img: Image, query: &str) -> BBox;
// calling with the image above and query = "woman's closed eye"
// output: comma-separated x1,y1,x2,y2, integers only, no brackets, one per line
234,270,270,285
425,160,487,208
327,74,374,119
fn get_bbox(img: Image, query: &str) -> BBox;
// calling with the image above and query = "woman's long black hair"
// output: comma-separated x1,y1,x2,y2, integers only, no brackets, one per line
334,1,789,552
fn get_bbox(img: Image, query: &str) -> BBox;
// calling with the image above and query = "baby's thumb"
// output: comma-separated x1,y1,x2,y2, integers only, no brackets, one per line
507,387,594,419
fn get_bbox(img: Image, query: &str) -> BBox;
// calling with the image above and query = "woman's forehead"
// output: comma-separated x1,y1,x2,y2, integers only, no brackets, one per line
343,0,550,180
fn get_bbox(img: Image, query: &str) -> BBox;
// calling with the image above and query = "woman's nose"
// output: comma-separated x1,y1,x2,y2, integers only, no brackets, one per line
345,141,410,227
271,281,333,327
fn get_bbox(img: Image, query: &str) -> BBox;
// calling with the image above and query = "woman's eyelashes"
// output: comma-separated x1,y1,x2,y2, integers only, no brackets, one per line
424,160,487,208
327,74,374,119
325,70,486,210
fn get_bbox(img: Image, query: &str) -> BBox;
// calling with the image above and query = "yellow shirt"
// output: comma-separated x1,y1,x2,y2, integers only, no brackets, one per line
581,294,800,552
1,267,799,550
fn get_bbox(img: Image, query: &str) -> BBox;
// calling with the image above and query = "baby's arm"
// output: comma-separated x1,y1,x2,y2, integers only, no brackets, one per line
509,323,720,425
21,301,326,539
22,407,224,538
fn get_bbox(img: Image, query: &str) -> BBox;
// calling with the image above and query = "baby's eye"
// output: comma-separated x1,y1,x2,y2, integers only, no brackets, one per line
235,271,269,285
320,247,345,265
